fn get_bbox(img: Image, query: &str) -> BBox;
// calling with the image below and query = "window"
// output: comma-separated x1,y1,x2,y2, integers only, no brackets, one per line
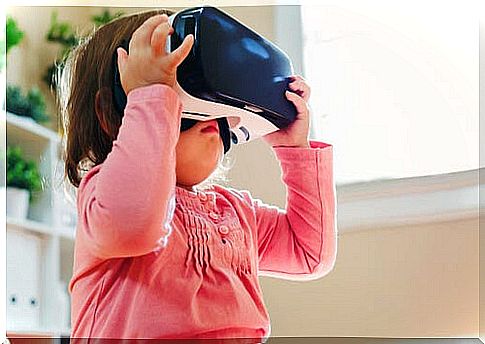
301,2,478,185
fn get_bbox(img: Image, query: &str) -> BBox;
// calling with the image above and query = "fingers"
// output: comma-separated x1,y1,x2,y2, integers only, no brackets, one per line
117,47,128,74
288,75,311,101
167,34,194,69
131,13,193,66
151,21,173,56
116,47,130,92
286,90,309,117
131,14,168,50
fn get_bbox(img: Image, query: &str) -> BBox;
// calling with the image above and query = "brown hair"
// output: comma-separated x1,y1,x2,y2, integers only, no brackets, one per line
57,9,174,188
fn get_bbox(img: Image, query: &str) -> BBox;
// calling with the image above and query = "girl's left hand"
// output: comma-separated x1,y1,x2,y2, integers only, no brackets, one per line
262,75,311,148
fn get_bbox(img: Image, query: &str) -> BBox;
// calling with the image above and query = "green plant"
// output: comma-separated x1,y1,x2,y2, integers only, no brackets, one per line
7,145,43,202
43,12,79,89
6,16,25,53
92,9,124,27
46,12,78,50
4,16,25,72
6,85,50,123
44,9,124,90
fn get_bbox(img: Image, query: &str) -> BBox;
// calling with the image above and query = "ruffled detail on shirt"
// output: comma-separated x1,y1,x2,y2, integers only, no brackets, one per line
181,210,212,275
175,185,253,278
226,221,252,276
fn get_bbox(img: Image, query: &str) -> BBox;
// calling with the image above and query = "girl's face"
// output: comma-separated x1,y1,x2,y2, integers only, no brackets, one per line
175,119,224,190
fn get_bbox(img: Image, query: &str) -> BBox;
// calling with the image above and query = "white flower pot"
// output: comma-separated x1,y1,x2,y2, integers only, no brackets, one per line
6,186,30,220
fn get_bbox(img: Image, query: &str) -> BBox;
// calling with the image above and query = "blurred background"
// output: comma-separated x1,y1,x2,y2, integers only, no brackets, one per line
3,1,480,341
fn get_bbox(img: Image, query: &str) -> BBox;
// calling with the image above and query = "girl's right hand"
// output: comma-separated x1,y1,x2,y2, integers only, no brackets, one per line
116,14,194,94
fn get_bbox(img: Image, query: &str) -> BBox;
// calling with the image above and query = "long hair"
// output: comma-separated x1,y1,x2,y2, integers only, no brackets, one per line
57,9,174,189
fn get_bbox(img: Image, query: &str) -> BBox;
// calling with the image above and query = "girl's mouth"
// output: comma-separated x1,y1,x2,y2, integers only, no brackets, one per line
200,121,219,134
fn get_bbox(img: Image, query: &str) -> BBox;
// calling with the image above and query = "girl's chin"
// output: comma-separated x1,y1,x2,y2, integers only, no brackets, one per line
178,161,219,184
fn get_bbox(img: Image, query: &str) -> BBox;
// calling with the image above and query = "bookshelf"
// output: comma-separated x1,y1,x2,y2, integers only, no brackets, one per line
5,111,76,337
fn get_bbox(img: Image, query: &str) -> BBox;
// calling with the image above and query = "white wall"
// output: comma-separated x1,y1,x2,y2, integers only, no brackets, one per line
262,217,478,337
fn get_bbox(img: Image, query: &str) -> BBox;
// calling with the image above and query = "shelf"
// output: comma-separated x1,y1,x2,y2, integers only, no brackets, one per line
57,226,76,240
7,326,71,337
6,111,60,143
6,216,53,238
5,107,75,335
6,111,58,225
6,216,76,240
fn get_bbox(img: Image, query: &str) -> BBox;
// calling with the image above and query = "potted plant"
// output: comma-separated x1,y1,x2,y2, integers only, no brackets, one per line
6,145,43,219
6,85,50,124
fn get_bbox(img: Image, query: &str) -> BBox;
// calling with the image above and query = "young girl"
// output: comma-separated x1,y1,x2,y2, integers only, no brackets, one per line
59,8,337,342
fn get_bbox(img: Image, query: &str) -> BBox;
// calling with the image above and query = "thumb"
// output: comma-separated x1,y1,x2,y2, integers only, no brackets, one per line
117,47,128,73
168,34,194,69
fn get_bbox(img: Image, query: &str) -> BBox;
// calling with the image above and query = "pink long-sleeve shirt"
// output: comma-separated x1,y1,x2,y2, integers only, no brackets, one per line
69,84,337,342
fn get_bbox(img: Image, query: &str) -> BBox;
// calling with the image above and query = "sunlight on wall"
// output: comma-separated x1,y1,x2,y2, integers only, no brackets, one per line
301,1,478,184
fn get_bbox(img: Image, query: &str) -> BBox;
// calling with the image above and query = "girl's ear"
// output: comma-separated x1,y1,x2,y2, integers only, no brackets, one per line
95,88,112,136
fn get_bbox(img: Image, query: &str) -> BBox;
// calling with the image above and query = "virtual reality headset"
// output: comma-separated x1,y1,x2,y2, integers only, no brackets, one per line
113,6,297,154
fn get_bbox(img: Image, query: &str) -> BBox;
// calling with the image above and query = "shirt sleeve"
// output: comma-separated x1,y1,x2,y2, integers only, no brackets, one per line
240,140,337,281
76,84,181,259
